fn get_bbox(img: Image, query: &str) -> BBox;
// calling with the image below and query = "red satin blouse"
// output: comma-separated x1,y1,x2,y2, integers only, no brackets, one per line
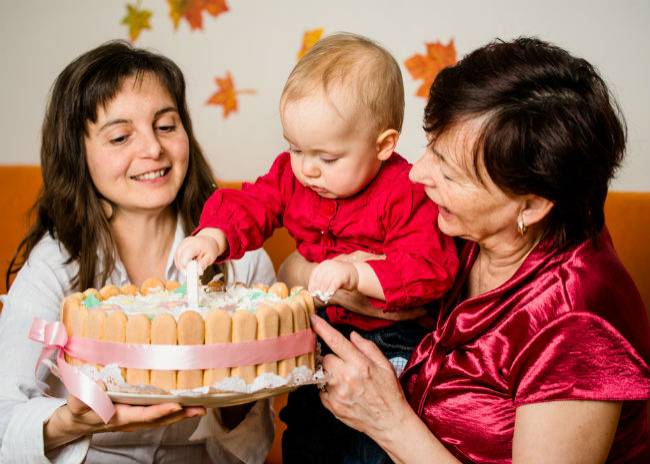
401,229,650,463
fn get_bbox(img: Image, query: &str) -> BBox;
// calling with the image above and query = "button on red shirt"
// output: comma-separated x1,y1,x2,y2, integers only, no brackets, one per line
198,152,458,330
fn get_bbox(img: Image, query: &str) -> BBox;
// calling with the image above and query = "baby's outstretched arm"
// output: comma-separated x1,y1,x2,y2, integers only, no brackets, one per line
280,251,426,320
174,227,229,272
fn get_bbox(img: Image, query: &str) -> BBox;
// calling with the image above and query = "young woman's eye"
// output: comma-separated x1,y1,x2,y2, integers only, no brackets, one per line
156,124,176,133
110,134,129,145
321,158,337,164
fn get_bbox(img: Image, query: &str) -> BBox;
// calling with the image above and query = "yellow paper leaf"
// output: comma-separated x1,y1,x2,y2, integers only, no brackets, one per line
297,28,324,60
121,2,153,43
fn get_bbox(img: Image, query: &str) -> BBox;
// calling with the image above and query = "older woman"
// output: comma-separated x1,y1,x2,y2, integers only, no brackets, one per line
0,41,274,463
285,37,650,463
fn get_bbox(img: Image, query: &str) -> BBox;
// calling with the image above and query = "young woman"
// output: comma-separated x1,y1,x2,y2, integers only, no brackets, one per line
0,41,275,463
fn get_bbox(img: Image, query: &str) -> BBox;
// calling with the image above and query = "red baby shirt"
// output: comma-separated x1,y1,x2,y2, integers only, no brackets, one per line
197,152,458,330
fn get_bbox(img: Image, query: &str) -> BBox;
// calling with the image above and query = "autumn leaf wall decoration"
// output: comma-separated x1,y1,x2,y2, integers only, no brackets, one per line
297,28,324,60
122,2,153,42
405,39,457,98
168,0,229,31
206,72,256,118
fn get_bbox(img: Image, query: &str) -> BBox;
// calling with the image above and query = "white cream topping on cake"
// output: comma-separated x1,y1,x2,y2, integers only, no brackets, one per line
87,285,286,320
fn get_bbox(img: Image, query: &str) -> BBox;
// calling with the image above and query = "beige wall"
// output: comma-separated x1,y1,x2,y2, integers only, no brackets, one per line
1,0,648,190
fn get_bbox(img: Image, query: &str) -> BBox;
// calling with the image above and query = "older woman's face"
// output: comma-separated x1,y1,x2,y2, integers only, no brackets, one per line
84,73,189,215
409,120,520,244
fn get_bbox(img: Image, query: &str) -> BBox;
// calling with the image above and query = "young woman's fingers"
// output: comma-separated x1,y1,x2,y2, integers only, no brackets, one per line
111,407,203,432
112,402,183,425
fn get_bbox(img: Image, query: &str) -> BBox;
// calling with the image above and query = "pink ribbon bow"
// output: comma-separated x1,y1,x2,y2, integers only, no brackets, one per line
29,318,116,423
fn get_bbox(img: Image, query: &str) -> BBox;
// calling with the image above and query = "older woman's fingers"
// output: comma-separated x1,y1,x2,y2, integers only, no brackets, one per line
310,315,366,363
321,353,346,383
350,331,395,370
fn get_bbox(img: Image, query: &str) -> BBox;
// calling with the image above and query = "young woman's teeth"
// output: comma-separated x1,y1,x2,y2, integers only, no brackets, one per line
133,169,166,180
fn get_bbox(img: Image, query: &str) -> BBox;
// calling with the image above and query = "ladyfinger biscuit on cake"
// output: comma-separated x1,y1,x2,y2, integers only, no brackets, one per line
288,300,313,370
84,309,106,370
204,309,231,387
298,289,316,316
268,282,289,299
120,283,138,296
99,285,120,300
252,283,270,292
231,310,257,384
255,305,280,376
165,280,181,291
177,311,205,390
125,314,151,386
150,314,177,391
61,296,88,366
82,288,101,301
141,278,165,295
273,303,295,377
104,310,127,379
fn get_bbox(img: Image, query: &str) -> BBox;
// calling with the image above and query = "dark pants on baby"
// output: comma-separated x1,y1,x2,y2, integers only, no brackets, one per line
280,310,428,464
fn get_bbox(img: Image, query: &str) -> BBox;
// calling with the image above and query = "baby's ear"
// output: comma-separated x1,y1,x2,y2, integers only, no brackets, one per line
376,129,399,161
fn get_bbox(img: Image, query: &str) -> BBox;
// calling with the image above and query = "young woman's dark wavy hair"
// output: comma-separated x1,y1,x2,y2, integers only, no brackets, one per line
424,37,626,250
6,40,219,291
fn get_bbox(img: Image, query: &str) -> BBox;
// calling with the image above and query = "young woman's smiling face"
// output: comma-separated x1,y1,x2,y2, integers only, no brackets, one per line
281,86,383,199
84,73,189,215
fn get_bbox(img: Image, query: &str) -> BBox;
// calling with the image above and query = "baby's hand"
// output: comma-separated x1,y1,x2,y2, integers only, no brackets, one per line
174,228,227,272
308,260,359,299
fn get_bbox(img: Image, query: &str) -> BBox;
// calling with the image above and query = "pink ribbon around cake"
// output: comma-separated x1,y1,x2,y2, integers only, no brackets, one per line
28,317,316,423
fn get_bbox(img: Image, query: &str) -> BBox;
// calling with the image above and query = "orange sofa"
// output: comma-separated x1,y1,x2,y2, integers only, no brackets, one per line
1,165,649,464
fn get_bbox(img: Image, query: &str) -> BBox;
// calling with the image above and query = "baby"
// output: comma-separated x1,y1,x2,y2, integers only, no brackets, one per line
176,32,459,462
176,33,457,338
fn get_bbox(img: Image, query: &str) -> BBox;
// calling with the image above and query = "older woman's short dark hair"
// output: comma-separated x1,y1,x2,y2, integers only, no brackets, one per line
424,37,626,249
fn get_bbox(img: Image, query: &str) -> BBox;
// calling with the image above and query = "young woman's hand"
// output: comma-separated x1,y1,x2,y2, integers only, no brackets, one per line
44,387,205,451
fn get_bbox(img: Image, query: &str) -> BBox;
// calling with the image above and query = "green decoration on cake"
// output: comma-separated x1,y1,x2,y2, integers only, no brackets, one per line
173,283,187,296
83,294,101,308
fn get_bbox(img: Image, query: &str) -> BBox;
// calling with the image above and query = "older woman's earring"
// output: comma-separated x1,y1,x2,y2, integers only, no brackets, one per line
517,215,528,236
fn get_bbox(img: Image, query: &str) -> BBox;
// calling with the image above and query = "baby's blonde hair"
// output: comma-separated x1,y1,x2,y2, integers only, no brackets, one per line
281,32,404,134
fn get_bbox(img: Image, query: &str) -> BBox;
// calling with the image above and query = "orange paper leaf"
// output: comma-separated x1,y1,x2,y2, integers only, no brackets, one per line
121,2,153,43
206,72,255,118
168,0,228,31
405,39,457,98
297,28,324,60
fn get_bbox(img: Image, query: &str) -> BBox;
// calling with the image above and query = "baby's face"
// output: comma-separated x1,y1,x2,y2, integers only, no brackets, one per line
281,87,382,199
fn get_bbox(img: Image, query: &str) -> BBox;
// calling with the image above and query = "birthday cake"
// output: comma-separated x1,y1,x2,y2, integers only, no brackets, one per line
59,278,316,392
